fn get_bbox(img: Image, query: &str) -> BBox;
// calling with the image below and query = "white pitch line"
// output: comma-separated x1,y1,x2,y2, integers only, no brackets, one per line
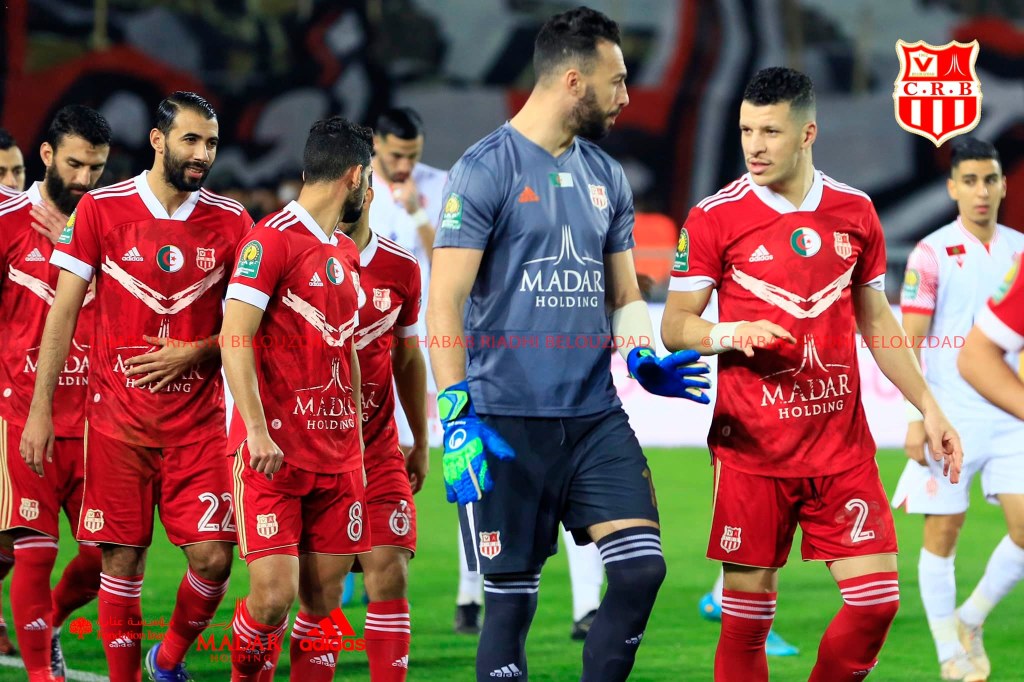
0,653,109,681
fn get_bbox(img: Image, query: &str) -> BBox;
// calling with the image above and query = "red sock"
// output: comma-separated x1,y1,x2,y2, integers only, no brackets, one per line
98,573,144,682
256,642,282,681
365,599,410,681
11,536,59,675
290,611,341,681
157,568,229,669
714,589,776,682
809,572,900,682
231,598,286,681
51,543,102,628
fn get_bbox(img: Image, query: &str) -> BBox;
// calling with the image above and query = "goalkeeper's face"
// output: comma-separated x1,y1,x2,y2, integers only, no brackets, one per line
569,40,629,141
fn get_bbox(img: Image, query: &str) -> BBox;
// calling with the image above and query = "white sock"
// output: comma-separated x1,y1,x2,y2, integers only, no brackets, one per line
562,526,603,621
919,548,959,662
960,535,1024,627
457,531,484,605
712,568,724,607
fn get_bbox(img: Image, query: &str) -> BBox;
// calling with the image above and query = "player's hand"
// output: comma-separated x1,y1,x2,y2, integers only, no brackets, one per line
729,321,797,357
922,410,963,484
438,381,516,505
19,409,54,477
29,201,69,244
405,441,429,494
247,430,284,481
627,347,711,403
904,420,927,466
393,177,422,216
124,336,206,392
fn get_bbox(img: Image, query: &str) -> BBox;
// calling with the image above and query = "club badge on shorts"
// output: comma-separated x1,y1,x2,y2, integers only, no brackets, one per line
893,40,981,147
256,513,279,539
83,509,105,533
479,531,502,559
720,525,742,553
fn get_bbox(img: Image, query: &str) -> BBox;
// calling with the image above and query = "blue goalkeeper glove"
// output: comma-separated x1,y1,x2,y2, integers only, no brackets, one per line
627,347,712,403
437,380,516,505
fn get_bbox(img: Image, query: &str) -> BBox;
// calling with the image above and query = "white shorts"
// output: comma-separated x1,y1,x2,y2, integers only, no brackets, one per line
892,417,1024,514
393,346,442,448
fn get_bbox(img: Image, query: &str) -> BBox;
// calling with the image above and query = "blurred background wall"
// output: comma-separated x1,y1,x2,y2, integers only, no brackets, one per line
3,0,1023,300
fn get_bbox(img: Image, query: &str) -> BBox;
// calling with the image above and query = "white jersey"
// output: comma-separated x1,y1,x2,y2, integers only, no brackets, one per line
901,217,1024,423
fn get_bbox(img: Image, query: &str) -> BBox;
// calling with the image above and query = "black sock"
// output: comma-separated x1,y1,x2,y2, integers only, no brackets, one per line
476,572,540,681
581,528,666,682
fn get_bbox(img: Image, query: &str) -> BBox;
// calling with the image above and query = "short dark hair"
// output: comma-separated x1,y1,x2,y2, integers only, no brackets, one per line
45,105,112,149
950,136,1000,176
0,128,16,151
375,107,424,140
303,116,374,184
155,91,217,135
533,6,620,79
743,67,816,117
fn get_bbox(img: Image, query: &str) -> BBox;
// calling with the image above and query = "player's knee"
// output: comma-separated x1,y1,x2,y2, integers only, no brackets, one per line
364,559,409,601
847,593,900,628
101,544,146,576
248,586,296,625
298,579,343,615
185,542,233,582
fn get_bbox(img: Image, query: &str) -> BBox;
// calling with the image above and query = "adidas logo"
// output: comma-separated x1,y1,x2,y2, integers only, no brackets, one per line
309,272,324,287
392,655,409,668
748,244,773,262
517,186,539,203
23,618,47,631
121,247,144,262
108,635,135,648
489,664,523,678
311,653,336,668
24,248,45,262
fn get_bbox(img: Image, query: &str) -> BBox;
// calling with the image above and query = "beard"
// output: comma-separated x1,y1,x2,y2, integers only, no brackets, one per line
163,148,209,192
569,86,616,141
44,166,92,216
340,180,368,224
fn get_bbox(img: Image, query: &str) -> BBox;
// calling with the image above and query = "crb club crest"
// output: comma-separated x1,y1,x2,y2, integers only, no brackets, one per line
372,287,392,312
83,509,104,532
719,526,742,553
256,513,279,538
589,184,609,210
893,40,981,147
834,232,852,259
479,531,502,559
196,248,216,272
19,498,39,521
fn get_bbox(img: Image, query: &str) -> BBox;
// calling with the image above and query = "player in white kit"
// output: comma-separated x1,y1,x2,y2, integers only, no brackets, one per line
892,137,1024,681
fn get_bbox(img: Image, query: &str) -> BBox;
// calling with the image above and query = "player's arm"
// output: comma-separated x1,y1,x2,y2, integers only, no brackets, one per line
958,325,1024,420
853,285,961,482
350,341,366,486
221,299,282,479
901,311,932,465
899,240,939,464
426,247,482,390
21,270,90,475
393,333,428,493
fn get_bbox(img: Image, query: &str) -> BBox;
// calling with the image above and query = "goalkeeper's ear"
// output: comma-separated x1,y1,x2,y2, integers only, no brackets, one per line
611,300,655,363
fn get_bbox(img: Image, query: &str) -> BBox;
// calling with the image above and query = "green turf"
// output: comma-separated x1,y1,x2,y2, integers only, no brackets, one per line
3,448,1023,680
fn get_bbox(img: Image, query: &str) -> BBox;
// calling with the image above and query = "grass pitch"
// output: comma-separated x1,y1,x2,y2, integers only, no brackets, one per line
2,448,1022,680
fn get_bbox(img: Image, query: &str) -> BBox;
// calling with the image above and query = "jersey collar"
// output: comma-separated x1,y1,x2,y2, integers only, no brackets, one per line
956,216,998,250
360,231,379,267
284,200,339,245
748,169,824,214
134,171,200,221
25,181,42,206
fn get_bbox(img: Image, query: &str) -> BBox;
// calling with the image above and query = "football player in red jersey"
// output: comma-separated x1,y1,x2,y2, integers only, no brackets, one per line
339,181,425,680
22,92,254,682
0,127,25,195
221,116,372,682
662,67,963,682
0,105,111,682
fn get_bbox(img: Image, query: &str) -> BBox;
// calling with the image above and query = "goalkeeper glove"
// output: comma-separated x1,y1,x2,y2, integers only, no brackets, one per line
437,380,516,505
627,347,712,403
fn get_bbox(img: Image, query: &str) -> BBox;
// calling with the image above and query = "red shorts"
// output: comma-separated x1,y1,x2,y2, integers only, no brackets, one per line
363,453,417,555
707,457,898,568
0,418,86,538
77,424,236,547
233,446,370,562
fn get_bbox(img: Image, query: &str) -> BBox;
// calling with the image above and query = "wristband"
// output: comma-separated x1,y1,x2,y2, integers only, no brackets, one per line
905,400,923,423
410,208,430,226
708,321,748,354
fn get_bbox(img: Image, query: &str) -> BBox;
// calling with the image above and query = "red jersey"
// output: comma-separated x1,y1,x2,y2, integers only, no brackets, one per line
50,172,252,447
976,255,1024,353
354,233,421,466
671,171,886,477
0,183,94,436
225,201,362,474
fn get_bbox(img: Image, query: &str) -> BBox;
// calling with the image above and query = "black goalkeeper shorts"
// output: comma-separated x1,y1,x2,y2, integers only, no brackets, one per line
457,406,659,575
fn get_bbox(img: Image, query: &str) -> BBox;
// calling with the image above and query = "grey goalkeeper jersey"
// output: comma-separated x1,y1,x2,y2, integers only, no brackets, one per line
434,122,635,417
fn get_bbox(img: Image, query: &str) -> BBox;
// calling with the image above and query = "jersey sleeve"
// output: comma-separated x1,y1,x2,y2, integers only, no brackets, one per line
225,229,288,311
433,155,503,250
900,241,939,315
396,259,422,338
975,256,1024,352
604,165,635,254
853,203,887,290
668,207,722,293
50,194,102,282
